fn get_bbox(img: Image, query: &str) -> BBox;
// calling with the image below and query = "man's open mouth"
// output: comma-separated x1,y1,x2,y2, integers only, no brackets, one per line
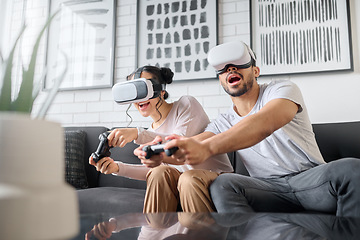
227,75,241,85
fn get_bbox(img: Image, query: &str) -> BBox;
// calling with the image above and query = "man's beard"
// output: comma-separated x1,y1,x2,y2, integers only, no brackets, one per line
222,79,254,97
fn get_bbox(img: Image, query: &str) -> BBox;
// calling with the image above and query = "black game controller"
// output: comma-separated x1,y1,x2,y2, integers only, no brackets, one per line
142,141,179,159
91,131,113,162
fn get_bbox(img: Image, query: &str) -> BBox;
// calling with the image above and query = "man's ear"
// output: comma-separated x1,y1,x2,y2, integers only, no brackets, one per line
253,66,260,77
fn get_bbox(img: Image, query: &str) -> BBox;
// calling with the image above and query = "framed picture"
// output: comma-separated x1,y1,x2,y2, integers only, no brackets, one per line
136,0,218,81
250,0,353,76
45,0,116,90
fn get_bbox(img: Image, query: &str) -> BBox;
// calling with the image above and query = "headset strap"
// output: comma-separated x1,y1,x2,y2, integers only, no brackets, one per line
134,67,144,79
135,67,165,98
149,79,165,92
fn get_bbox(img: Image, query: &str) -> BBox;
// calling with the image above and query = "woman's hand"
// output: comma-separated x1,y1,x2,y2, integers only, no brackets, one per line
134,136,164,168
85,219,117,240
89,156,119,174
108,128,138,147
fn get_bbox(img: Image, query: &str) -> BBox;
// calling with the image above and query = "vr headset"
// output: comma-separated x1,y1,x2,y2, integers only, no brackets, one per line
112,78,164,104
207,41,256,74
112,65,165,105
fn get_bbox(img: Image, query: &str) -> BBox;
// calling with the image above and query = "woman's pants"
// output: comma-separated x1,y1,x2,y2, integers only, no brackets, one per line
143,165,219,213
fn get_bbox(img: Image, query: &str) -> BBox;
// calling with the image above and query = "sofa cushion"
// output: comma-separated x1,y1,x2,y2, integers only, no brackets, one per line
64,130,88,189
65,126,109,188
312,121,360,162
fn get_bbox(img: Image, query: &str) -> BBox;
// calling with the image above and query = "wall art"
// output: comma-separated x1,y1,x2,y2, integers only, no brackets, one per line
251,0,353,76
136,0,218,81
45,0,116,90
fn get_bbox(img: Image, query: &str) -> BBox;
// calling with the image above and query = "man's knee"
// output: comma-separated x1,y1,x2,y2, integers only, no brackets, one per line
209,173,253,201
339,157,360,170
209,174,234,199
210,173,239,189
327,158,360,180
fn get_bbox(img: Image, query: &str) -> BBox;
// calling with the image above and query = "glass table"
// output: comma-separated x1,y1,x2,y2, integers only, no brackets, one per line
70,211,360,239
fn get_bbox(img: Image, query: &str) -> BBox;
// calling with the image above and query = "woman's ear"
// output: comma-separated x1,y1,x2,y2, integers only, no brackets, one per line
161,90,166,98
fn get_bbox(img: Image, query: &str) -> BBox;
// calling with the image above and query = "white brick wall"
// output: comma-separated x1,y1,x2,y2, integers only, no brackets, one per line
31,0,252,128
5,0,360,126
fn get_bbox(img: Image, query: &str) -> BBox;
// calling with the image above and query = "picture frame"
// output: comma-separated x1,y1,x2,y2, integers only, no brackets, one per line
136,0,218,81
45,0,116,90
250,0,353,76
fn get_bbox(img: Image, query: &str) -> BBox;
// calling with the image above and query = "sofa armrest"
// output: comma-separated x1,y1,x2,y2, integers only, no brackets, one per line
65,126,109,188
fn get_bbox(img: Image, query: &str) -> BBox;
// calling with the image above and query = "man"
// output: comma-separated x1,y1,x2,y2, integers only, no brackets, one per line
159,41,360,217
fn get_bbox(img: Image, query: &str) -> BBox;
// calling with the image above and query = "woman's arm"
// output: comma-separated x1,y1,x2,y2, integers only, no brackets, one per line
89,155,149,181
114,161,150,181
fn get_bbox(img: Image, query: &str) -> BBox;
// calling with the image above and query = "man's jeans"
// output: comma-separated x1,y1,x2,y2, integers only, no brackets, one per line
210,158,360,217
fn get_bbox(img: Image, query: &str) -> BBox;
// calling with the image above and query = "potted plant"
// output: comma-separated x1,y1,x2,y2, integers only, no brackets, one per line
0,11,79,239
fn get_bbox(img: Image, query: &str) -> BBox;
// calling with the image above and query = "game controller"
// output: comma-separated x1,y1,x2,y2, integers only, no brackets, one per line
91,131,113,162
142,141,178,159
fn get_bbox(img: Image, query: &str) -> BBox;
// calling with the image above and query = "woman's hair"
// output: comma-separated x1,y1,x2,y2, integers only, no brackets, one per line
126,65,174,99
126,65,174,125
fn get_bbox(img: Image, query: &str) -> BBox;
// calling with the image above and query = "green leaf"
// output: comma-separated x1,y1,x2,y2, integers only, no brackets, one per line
14,10,60,113
0,25,26,111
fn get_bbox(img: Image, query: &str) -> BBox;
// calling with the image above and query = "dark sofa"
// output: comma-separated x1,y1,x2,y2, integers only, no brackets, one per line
64,121,360,215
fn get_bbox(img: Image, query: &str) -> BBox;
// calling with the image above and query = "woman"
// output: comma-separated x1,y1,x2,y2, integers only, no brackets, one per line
89,65,233,213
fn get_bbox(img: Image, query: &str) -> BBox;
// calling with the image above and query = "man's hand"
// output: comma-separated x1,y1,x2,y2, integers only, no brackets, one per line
165,135,212,165
133,136,164,168
108,128,138,147
89,156,119,174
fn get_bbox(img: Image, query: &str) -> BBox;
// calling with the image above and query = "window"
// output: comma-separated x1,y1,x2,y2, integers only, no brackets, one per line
0,0,49,94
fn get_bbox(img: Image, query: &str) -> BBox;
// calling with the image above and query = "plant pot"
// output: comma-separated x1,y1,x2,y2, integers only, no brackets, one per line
0,113,79,239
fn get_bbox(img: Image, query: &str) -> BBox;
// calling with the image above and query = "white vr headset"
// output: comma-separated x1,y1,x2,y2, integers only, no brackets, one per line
207,41,256,74
112,78,164,105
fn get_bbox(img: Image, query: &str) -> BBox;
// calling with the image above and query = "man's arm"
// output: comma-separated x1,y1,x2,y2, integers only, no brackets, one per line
166,98,299,165
192,131,216,141
206,98,299,155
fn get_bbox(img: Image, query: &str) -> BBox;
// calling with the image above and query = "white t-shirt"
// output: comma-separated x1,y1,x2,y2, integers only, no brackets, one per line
115,96,233,180
205,81,326,178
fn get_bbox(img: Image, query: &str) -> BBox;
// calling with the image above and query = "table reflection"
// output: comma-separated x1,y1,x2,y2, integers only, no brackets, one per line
77,212,360,240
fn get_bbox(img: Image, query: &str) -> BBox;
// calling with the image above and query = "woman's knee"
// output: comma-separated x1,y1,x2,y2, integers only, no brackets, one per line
178,170,217,190
146,165,179,183
178,170,202,191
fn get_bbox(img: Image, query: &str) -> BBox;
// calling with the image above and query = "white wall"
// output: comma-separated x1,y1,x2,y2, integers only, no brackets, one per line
278,0,360,124
29,0,360,127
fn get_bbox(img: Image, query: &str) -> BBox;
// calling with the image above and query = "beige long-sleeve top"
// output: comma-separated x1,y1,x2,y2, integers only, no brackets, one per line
114,95,233,180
